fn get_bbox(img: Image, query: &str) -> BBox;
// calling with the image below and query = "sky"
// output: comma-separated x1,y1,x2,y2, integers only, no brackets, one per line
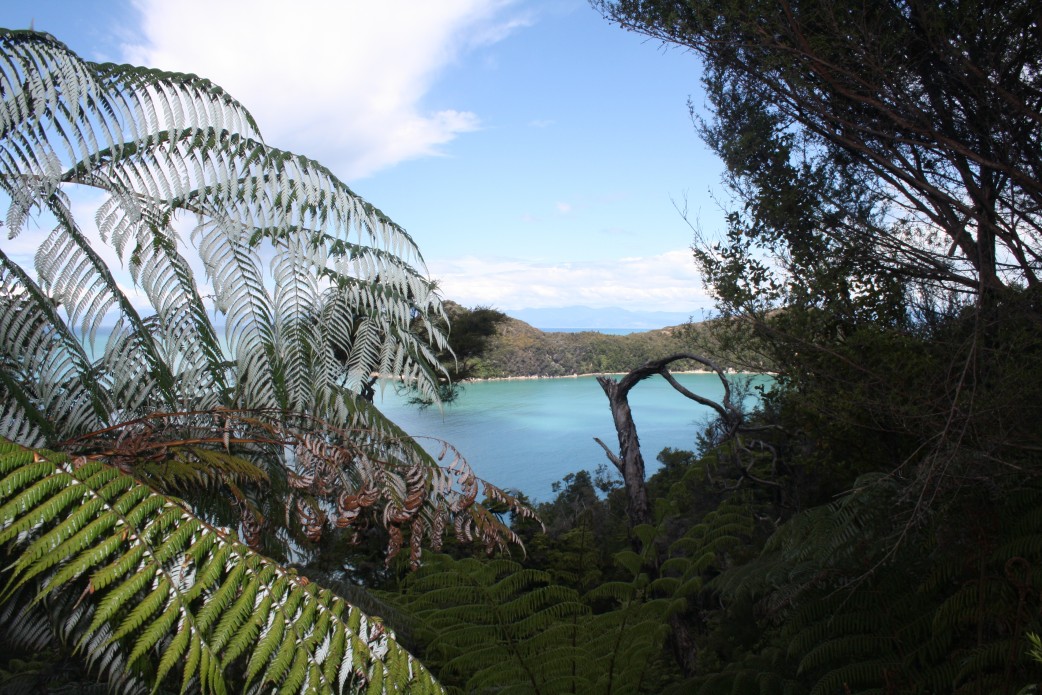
3,0,729,325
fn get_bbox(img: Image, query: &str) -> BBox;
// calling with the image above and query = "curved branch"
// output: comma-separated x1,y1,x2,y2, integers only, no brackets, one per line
618,352,739,426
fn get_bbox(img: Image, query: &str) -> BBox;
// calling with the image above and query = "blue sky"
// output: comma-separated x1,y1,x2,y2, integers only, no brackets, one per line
4,0,728,323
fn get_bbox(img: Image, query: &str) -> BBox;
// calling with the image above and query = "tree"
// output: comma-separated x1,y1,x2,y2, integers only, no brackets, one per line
0,28,533,693
595,0,1042,506
396,302,508,406
596,354,777,676
437,304,508,385
595,0,1042,300
595,353,748,530
584,5,1042,690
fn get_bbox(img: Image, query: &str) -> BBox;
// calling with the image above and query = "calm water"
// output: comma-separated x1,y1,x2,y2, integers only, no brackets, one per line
376,373,770,503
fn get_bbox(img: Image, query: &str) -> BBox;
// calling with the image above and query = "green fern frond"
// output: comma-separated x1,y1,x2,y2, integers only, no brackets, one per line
807,658,897,695
0,440,444,694
386,553,672,694
139,446,270,492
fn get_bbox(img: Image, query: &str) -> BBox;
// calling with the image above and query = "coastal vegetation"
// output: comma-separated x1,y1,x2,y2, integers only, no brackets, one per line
3,0,1042,691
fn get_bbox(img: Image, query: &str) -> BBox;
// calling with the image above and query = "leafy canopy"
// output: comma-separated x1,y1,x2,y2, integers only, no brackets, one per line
597,0,1042,301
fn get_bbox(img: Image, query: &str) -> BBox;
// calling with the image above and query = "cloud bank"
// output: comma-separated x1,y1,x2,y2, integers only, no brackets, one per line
124,0,523,179
429,249,713,312
116,3,712,319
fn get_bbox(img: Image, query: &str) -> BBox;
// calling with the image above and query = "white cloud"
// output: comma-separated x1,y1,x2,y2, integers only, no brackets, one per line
428,249,712,312
124,0,523,180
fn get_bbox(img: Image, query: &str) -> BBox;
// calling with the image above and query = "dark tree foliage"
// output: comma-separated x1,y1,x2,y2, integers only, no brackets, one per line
438,303,509,382
401,302,508,406
596,0,1042,298
561,2,1042,691
594,0,1042,503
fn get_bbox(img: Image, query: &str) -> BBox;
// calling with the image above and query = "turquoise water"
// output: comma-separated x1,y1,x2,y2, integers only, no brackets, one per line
376,373,770,503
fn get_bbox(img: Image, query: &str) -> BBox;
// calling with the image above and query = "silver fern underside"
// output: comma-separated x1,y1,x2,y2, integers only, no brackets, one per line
0,29,448,445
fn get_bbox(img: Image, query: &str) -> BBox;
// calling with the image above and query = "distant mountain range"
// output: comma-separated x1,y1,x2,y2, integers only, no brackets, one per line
504,306,706,331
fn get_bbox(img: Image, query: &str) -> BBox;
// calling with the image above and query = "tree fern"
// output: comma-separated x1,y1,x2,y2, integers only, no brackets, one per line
0,25,538,563
0,27,539,692
1,28,448,436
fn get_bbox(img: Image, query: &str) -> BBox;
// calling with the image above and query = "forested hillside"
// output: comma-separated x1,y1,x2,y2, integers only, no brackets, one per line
472,315,771,377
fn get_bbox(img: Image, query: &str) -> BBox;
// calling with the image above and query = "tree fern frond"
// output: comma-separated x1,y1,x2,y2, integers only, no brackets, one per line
0,363,51,446
53,409,530,563
0,247,106,442
0,439,444,694
3,26,451,429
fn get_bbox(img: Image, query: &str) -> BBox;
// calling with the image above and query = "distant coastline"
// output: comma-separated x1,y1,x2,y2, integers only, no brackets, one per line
504,305,707,332
528,327,648,335
469,368,735,383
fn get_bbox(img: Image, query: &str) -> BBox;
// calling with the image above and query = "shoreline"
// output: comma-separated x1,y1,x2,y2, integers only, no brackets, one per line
468,369,766,383
377,370,773,386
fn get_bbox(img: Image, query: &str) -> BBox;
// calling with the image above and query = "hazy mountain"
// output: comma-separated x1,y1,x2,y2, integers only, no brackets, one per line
505,306,705,331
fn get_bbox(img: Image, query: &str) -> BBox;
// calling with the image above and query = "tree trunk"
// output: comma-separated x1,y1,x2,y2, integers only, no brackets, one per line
595,353,738,531
596,375,652,528
596,354,743,678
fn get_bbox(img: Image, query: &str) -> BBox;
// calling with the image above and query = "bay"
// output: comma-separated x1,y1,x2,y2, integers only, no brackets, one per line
376,373,770,503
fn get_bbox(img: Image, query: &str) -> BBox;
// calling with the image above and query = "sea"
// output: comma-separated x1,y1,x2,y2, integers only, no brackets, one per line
375,372,771,503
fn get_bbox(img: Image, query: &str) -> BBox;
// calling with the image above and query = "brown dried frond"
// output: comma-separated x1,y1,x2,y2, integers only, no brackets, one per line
409,518,427,570
335,486,379,527
387,526,404,562
56,407,540,565
295,497,326,543
230,489,265,550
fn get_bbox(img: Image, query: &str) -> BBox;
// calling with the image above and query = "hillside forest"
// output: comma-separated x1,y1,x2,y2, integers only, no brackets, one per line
2,0,1042,693
434,301,761,380
495,322,755,378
